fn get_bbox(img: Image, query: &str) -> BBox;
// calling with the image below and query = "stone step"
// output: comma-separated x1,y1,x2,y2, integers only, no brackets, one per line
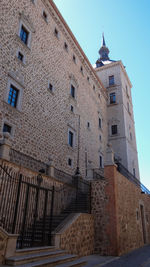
7,254,78,267
15,246,56,256
54,258,86,267
6,249,66,266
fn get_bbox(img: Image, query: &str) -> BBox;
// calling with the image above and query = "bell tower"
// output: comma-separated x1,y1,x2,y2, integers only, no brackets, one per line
95,34,140,179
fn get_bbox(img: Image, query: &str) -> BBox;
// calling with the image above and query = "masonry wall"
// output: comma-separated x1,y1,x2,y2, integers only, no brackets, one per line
0,0,107,178
92,165,150,256
58,213,94,256
95,62,140,179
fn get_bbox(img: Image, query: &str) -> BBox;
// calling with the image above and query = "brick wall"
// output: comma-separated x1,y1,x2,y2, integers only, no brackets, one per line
58,213,94,256
0,0,107,178
92,165,150,256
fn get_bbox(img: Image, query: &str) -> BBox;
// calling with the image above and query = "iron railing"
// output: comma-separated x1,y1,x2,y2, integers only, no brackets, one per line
0,163,91,249
116,162,150,195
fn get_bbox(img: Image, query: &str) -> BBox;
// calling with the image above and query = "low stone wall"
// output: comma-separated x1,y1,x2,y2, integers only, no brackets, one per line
54,213,94,256
0,228,18,265
92,165,150,256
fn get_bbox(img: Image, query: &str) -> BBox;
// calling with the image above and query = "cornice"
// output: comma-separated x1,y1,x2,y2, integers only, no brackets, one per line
95,61,132,88
47,0,107,100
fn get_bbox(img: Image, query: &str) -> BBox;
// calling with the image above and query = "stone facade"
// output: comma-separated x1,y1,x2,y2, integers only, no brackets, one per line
95,61,140,179
55,213,94,256
91,165,150,256
0,0,107,179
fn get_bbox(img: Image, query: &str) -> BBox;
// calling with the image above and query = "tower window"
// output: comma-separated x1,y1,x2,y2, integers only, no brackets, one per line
110,92,116,104
20,25,29,45
93,85,95,91
111,125,118,135
68,130,74,147
87,76,89,82
80,66,83,74
109,75,114,86
48,82,53,92
87,122,90,128
70,84,75,98
8,85,19,108
3,123,12,134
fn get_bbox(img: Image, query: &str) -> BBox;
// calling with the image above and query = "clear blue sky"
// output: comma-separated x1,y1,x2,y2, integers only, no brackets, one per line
54,0,150,189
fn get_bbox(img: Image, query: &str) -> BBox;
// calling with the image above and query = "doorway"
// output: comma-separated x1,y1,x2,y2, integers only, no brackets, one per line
140,205,147,244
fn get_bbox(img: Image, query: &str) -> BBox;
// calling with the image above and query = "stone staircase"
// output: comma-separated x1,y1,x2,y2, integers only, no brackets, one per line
5,246,86,266
17,192,90,248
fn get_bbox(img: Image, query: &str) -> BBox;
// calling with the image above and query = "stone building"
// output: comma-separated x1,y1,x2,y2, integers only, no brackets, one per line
95,34,140,179
1,1,150,264
0,0,139,179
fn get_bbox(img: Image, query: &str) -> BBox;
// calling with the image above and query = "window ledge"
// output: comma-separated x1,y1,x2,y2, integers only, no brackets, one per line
47,88,54,95
108,103,118,106
69,95,77,103
15,56,26,67
107,84,116,89
16,34,31,51
67,144,75,151
3,101,23,114
42,15,48,24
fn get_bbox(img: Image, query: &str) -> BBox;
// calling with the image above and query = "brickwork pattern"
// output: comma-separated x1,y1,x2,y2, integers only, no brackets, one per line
92,165,150,256
0,0,107,178
59,214,94,256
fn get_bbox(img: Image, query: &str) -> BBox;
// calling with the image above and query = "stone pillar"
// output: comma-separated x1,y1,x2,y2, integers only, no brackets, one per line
0,227,18,264
104,143,115,166
0,133,12,161
47,158,55,177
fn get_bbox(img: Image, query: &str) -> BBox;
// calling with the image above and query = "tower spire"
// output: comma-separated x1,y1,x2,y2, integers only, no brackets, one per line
99,33,109,61
102,32,106,47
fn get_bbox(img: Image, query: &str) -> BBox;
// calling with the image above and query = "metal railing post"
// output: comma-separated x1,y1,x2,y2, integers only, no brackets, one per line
49,186,55,245
12,173,22,234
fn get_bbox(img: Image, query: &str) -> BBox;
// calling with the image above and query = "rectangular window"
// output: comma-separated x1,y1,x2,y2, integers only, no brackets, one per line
109,75,114,86
68,130,74,147
99,118,101,128
110,92,116,104
70,105,74,112
54,28,58,37
20,25,29,45
111,125,118,135
43,11,48,21
73,55,76,63
71,84,75,98
18,51,24,62
3,123,12,134
87,122,90,128
68,158,72,166
99,155,102,168
8,84,19,108
48,83,53,92
64,42,68,51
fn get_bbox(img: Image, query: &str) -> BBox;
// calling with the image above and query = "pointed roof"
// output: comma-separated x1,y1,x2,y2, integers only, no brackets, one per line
102,32,106,47
95,33,116,68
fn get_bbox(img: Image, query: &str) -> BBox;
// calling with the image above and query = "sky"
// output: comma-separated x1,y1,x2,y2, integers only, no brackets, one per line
53,0,150,189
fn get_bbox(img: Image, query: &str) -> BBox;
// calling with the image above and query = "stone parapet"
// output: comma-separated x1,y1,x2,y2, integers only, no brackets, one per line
53,213,94,256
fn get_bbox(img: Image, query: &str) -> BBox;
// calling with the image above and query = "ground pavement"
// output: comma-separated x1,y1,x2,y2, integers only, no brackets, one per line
80,244,150,267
